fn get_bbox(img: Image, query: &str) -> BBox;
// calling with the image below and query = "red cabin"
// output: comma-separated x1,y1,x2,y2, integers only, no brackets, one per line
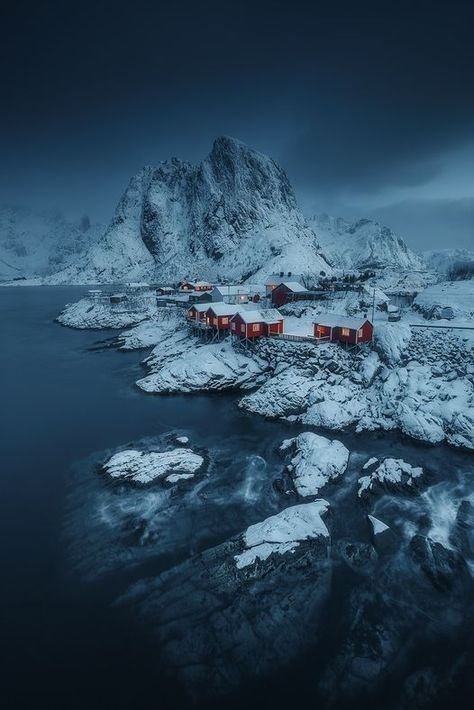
313,314,373,344
205,304,240,330
230,309,284,338
186,303,210,321
271,281,308,307
180,280,212,292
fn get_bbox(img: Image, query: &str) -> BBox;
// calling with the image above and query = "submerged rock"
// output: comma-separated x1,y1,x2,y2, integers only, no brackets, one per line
125,501,331,695
410,534,469,591
280,432,349,497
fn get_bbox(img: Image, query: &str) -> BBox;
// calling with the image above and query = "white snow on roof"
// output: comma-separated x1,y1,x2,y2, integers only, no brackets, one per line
314,313,370,330
232,308,283,324
213,285,250,295
188,303,212,312
207,303,240,316
279,281,308,292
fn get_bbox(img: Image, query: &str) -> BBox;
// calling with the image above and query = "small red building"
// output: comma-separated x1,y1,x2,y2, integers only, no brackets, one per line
186,303,210,321
271,281,308,307
180,280,213,292
313,314,373,344
230,309,284,338
205,303,240,330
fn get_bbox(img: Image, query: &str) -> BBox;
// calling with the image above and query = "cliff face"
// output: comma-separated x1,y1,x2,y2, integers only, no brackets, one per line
49,136,331,284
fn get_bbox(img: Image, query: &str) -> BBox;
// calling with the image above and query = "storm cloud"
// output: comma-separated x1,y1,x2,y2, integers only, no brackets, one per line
1,0,473,248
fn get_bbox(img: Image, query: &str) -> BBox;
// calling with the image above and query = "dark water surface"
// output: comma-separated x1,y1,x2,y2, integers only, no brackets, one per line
1,287,473,710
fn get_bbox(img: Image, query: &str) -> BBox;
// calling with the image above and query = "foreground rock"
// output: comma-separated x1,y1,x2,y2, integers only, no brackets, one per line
137,339,267,394
103,448,204,484
125,502,331,695
280,432,349,497
235,499,330,567
358,458,423,497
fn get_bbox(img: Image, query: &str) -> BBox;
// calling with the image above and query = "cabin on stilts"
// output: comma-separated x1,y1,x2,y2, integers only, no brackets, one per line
230,309,284,340
313,314,373,345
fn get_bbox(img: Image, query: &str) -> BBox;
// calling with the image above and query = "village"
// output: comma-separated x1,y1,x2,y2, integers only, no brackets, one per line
88,272,382,350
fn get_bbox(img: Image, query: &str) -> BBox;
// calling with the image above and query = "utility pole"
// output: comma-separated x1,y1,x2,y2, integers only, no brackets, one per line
371,288,376,341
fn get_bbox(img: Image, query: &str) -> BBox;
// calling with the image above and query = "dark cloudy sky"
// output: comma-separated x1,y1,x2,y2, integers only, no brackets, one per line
1,0,473,249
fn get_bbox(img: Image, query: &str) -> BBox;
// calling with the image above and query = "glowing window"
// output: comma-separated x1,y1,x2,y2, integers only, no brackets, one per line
222,317,228,325
341,327,350,336
358,328,363,337
252,323,260,332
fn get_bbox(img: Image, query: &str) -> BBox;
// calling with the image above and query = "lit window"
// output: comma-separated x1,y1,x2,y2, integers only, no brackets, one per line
252,323,260,332
222,317,228,325
341,327,350,336
358,328,363,337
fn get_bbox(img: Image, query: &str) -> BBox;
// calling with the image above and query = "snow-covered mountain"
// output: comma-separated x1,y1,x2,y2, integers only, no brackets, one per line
49,137,331,284
422,248,474,275
0,206,103,281
308,213,423,271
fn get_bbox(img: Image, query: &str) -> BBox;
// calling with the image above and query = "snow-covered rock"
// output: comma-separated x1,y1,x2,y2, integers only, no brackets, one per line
103,448,204,484
127,500,331,695
57,296,155,329
374,323,412,366
309,214,423,271
280,432,349,497
176,436,189,445
367,515,389,535
48,137,331,285
235,500,330,568
358,458,423,497
137,339,266,394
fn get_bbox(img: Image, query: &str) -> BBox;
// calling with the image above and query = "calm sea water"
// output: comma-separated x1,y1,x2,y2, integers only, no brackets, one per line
0,287,472,710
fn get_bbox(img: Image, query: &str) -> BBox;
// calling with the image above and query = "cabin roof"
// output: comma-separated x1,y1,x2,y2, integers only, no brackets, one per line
213,285,249,295
188,302,212,312
314,314,371,330
278,281,308,292
207,303,240,316
232,308,283,324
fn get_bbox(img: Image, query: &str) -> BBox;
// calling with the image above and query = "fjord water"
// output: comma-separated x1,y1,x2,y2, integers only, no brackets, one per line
1,287,473,710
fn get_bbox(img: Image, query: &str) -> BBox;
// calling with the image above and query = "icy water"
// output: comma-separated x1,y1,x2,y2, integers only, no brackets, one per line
1,287,473,710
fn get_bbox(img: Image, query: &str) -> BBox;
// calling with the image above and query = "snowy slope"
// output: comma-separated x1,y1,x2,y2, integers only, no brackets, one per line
422,248,474,275
48,137,331,284
0,206,102,281
308,213,423,271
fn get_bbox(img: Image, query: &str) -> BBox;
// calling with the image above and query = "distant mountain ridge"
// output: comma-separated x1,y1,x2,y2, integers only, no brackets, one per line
0,206,102,281
48,136,331,284
308,213,423,271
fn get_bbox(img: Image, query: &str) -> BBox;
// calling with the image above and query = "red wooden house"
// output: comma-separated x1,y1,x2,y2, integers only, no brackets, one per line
313,314,373,344
180,280,213,292
186,303,211,321
271,281,308,307
205,303,240,330
230,309,284,338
